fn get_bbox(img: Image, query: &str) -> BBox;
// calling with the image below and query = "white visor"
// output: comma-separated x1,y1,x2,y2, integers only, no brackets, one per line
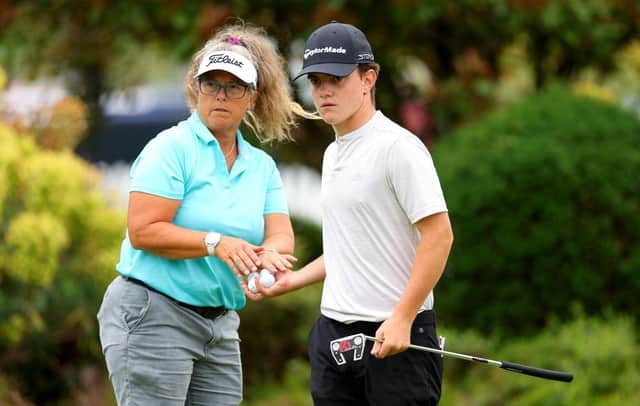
195,50,258,88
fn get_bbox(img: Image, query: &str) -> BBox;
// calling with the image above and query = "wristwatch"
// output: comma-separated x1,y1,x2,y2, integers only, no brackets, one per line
204,232,221,256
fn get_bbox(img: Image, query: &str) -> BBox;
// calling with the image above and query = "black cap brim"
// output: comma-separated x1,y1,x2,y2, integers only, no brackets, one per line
293,63,357,81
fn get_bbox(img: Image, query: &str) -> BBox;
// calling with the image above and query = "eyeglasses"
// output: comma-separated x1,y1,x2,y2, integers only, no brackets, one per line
198,79,251,100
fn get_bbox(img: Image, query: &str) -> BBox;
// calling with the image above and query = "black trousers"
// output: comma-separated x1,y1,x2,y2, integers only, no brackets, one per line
308,311,443,406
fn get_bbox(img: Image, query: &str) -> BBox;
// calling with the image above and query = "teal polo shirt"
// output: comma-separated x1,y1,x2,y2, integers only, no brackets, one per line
116,111,289,309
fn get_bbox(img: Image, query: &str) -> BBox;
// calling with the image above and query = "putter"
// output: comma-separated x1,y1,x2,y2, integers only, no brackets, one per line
332,333,574,382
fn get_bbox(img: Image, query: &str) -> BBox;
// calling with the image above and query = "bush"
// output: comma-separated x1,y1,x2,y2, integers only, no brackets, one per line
432,87,640,336
0,123,125,403
440,313,640,405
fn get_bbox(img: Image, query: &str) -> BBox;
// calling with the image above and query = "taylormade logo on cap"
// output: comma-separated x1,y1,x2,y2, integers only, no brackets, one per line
294,22,374,80
304,46,347,59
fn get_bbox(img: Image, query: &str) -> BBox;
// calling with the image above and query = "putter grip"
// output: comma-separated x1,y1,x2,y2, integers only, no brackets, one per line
500,361,573,382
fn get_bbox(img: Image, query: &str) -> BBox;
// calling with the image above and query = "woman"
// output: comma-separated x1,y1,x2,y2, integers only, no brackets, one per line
97,23,311,405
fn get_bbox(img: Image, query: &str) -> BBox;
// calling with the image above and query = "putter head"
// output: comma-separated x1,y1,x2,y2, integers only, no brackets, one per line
329,333,366,365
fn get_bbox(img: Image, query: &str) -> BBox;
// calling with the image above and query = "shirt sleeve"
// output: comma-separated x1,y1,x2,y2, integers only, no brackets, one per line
129,132,186,200
263,161,289,215
386,135,448,223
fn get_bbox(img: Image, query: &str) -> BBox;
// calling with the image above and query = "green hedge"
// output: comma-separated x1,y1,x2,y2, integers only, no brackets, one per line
432,87,640,336
440,313,639,405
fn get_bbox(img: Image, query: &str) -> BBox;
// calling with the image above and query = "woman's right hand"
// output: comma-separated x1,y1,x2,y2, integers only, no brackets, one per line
214,236,263,276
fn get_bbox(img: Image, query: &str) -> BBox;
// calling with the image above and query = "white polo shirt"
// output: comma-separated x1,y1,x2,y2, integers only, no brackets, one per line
320,111,448,323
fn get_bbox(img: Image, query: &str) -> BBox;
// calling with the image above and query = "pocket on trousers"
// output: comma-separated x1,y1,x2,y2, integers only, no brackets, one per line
118,281,151,332
411,313,437,349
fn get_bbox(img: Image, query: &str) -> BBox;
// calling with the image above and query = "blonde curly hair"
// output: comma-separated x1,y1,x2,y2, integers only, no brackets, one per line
185,23,316,143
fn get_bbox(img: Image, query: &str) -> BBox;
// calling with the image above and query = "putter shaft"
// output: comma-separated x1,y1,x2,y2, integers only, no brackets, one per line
363,335,573,382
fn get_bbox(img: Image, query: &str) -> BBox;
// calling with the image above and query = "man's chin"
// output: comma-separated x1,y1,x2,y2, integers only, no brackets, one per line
319,113,341,125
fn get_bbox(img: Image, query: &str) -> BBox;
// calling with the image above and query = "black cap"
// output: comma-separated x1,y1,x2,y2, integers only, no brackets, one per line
293,22,374,80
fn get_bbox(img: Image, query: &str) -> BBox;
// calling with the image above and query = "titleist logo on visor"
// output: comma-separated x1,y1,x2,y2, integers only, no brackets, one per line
304,46,347,59
206,53,244,68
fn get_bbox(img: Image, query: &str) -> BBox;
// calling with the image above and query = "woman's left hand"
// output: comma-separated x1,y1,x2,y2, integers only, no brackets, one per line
214,236,263,276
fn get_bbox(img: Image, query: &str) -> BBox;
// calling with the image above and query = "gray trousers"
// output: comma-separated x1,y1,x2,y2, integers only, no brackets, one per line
97,276,242,405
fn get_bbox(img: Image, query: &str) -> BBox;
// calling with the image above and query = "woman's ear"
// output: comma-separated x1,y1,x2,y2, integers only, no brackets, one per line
250,91,259,110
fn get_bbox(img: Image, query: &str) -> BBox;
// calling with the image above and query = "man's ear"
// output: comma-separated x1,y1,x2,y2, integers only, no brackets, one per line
363,69,377,92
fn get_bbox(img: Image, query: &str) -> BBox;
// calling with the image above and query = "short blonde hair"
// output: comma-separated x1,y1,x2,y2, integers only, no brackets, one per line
186,23,316,143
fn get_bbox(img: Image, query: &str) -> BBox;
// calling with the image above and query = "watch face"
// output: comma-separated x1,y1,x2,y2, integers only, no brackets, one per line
206,232,220,246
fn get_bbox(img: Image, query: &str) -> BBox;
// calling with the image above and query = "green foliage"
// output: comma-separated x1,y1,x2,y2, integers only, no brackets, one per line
511,0,637,85
573,40,640,115
243,359,313,406
0,0,196,82
432,87,640,336
3,211,69,286
0,123,125,403
0,373,32,405
440,313,640,405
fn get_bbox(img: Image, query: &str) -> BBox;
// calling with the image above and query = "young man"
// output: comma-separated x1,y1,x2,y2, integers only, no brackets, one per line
255,22,453,405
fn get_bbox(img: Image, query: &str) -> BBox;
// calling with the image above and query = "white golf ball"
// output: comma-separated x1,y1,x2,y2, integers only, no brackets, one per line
247,269,275,293
259,268,276,288
247,272,259,293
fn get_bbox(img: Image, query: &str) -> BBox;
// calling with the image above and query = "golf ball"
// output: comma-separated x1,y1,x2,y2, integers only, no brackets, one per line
259,268,276,287
247,269,275,293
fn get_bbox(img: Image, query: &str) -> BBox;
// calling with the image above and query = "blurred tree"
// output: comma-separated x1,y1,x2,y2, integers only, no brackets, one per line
509,0,640,88
7,96,89,151
1,1,638,165
572,39,640,113
0,0,208,158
